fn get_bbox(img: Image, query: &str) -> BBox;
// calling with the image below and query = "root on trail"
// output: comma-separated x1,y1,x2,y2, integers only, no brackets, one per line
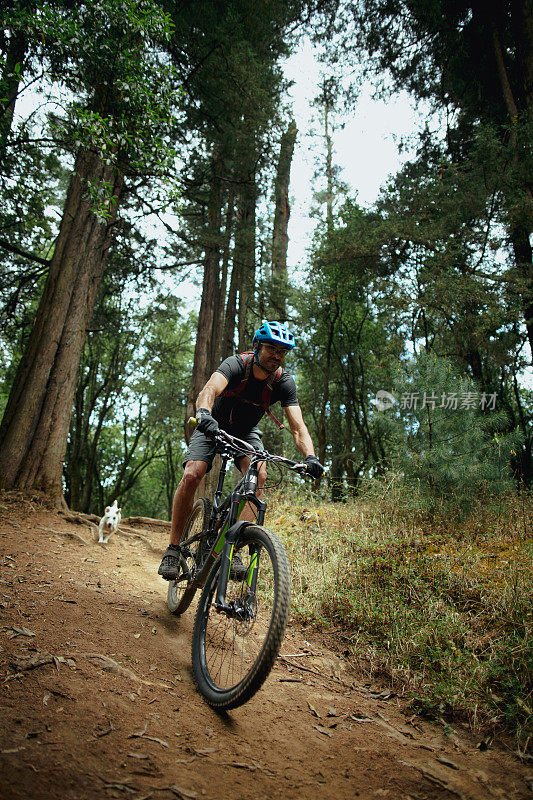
123,516,170,529
116,525,160,552
8,650,171,690
58,510,99,528
82,653,171,688
38,524,90,545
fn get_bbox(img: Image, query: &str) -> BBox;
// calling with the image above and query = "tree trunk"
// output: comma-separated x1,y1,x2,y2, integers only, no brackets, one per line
324,99,334,230
165,439,176,520
235,174,257,352
317,305,338,469
511,0,533,111
0,147,123,503
271,121,297,318
0,29,27,161
65,370,89,510
490,7,533,356
510,225,533,354
222,258,239,359
187,145,225,422
214,183,235,364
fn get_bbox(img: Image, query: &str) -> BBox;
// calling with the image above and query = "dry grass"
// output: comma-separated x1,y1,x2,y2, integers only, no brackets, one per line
264,479,532,754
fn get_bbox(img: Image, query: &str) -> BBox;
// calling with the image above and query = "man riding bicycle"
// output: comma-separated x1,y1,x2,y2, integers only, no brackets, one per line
158,320,324,580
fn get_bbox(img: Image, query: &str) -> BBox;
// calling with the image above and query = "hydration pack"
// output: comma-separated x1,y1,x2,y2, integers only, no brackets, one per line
220,352,285,429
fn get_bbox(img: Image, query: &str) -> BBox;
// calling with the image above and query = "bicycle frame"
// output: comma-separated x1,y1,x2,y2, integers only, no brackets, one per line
180,448,268,615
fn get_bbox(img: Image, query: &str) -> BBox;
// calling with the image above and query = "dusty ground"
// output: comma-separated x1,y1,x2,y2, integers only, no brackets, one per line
0,494,531,800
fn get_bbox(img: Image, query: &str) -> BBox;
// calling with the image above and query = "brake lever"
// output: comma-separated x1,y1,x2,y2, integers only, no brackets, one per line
289,462,309,475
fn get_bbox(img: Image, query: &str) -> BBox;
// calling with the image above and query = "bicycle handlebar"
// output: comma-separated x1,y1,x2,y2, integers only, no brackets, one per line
188,416,310,476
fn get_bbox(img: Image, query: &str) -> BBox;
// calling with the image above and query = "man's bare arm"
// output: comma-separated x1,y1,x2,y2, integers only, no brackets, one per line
196,372,229,412
284,405,315,458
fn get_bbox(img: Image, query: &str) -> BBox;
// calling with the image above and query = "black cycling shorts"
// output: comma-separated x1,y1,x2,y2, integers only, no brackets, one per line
184,428,263,472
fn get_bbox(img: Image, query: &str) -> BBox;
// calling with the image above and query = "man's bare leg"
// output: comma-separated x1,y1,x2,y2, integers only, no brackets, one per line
159,460,209,580
170,460,208,545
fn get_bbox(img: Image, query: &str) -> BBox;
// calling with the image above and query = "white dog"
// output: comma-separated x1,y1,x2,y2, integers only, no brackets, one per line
98,500,122,543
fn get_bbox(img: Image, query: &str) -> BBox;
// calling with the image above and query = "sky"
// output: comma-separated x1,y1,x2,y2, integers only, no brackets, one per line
282,39,425,270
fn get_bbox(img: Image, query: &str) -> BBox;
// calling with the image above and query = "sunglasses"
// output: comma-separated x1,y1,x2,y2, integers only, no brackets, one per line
262,344,290,358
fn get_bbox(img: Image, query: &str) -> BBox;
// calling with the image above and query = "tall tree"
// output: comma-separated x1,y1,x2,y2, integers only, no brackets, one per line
271,119,297,317
320,0,533,355
187,144,226,421
236,164,258,351
0,0,178,503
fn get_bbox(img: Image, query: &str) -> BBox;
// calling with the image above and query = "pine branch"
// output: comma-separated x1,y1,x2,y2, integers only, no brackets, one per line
0,237,50,266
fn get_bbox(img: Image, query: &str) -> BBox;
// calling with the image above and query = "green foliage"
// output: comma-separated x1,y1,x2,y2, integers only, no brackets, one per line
270,487,533,750
383,351,518,508
65,285,194,515
293,104,532,497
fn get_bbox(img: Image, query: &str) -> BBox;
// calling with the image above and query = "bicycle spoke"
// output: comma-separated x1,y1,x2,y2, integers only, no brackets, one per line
167,498,211,615
201,540,276,691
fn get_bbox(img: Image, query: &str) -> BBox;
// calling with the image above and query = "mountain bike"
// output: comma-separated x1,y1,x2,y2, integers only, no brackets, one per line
166,422,310,710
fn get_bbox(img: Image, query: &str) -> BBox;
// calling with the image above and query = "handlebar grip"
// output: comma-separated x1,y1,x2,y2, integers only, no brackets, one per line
188,416,198,428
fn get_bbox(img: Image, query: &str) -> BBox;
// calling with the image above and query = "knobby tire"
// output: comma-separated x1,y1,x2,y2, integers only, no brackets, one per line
191,525,290,710
167,497,212,616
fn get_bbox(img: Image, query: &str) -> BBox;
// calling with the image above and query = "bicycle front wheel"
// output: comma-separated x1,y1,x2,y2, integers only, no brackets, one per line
167,497,211,616
191,525,290,710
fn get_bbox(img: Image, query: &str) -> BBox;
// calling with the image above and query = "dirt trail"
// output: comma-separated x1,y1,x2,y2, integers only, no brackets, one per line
0,497,531,800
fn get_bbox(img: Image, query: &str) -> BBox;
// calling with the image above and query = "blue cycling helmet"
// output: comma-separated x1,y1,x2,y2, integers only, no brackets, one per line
253,321,295,350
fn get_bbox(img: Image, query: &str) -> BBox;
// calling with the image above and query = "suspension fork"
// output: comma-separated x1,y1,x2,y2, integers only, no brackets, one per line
214,492,267,612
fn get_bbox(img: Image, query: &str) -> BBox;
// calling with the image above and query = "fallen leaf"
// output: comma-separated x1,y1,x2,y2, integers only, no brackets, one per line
95,723,116,738
100,780,136,793
130,722,148,738
228,762,256,771
436,756,460,770
8,626,35,638
143,736,168,748
307,701,321,718
192,747,217,756
313,724,333,737
128,722,168,748
370,689,396,701
168,785,197,799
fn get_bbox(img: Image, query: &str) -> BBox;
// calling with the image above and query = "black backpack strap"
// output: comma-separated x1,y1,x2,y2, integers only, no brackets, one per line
262,367,285,429
220,352,254,399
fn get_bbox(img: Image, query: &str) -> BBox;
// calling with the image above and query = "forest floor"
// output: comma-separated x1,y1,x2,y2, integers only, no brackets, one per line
0,493,531,800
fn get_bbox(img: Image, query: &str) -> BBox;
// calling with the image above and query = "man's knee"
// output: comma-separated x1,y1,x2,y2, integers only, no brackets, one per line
180,460,208,490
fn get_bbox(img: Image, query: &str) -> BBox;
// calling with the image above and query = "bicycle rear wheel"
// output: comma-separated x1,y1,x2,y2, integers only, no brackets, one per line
191,525,290,710
167,497,211,616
